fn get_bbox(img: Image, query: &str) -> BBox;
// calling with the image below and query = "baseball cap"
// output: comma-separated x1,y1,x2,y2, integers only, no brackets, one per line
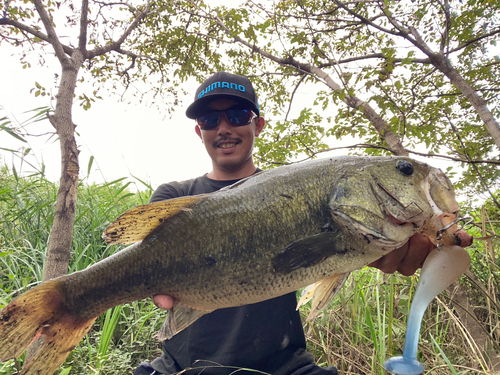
186,72,260,119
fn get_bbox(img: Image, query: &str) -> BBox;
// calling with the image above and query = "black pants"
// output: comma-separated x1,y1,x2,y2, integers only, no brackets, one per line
133,361,338,375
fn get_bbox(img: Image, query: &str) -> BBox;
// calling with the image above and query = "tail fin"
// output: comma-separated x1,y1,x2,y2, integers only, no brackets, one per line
0,280,96,375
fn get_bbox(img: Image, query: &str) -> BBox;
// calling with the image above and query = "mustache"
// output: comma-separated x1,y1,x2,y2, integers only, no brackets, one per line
212,137,242,148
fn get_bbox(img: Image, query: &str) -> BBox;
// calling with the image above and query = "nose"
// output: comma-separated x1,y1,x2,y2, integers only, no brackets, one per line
216,113,233,135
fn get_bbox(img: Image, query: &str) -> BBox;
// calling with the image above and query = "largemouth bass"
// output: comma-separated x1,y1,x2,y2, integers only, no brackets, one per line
0,156,469,375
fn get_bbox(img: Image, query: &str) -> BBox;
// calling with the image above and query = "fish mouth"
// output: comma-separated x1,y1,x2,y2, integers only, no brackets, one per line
330,181,426,250
372,180,426,225
329,163,467,250
419,213,473,247
332,171,460,249
418,169,471,246
331,210,408,250
375,170,468,247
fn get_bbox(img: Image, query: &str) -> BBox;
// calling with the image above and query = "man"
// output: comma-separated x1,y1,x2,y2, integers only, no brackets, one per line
134,72,435,375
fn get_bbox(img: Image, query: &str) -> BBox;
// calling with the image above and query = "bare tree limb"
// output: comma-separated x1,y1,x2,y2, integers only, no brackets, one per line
449,27,500,55
86,1,151,59
285,75,306,122
32,0,71,67
317,143,500,164
0,17,75,56
79,0,89,53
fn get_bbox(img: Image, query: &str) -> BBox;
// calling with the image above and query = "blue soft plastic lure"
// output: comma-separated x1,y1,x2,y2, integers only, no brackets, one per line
383,245,470,375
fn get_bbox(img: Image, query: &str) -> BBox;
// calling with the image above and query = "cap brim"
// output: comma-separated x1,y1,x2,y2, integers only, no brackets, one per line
186,94,260,119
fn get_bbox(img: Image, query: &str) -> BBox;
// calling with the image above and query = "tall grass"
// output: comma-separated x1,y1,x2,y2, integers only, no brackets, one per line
302,248,499,374
0,166,165,374
0,165,498,374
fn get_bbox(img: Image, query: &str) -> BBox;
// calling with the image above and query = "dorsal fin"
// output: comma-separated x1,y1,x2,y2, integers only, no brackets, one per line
102,194,209,245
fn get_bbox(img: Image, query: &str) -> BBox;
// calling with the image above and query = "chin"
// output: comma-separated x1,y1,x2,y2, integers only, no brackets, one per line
217,156,248,169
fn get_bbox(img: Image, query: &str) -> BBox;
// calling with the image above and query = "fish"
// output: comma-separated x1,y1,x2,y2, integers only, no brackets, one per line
0,156,469,375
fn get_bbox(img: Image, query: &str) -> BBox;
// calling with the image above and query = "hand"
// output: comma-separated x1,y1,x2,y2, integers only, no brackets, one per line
368,233,435,276
153,294,174,310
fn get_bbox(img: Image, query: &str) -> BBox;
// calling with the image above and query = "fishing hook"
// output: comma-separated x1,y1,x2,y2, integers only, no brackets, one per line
436,216,472,248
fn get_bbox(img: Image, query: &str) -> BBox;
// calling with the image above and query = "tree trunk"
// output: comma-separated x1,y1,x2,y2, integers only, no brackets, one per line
25,51,83,362
44,52,83,281
430,54,500,151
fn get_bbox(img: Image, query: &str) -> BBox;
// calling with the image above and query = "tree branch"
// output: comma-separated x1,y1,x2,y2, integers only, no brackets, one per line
448,27,500,55
32,0,71,67
316,143,500,165
209,11,407,156
78,0,89,53
407,25,436,57
93,0,136,10
183,10,428,70
259,142,500,166
285,75,306,122
435,0,450,54
317,54,431,67
444,111,500,209
0,17,74,56
86,1,151,59
333,0,439,59
332,0,411,40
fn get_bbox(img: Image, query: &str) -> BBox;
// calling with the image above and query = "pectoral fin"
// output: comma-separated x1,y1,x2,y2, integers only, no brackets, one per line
297,283,317,308
156,302,213,341
272,231,346,274
103,194,209,244
297,273,350,321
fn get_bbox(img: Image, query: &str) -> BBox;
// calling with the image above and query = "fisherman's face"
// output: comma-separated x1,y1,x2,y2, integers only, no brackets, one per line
195,99,265,175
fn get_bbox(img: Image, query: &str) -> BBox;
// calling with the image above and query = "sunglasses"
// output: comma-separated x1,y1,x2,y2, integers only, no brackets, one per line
196,109,257,130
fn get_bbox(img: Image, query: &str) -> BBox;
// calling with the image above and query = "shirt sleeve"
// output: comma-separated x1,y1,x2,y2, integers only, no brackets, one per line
150,183,182,203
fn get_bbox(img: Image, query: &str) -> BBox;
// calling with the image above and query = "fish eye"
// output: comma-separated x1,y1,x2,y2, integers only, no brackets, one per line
396,159,414,176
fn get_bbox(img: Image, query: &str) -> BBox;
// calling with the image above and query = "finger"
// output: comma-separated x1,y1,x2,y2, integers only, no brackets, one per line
368,243,409,274
153,294,174,310
456,229,473,247
397,234,435,276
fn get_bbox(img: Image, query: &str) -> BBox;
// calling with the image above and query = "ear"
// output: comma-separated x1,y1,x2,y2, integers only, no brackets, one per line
195,125,204,143
254,117,265,137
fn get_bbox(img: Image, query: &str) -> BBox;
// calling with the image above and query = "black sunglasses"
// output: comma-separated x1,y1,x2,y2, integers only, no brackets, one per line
196,109,257,130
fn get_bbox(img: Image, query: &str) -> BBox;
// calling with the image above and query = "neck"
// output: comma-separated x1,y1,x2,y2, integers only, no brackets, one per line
207,162,258,181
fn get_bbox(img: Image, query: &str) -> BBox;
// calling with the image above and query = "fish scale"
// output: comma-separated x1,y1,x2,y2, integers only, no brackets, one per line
0,156,466,375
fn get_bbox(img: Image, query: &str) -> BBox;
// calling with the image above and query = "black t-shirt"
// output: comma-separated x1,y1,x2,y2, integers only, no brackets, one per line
149,173,314,375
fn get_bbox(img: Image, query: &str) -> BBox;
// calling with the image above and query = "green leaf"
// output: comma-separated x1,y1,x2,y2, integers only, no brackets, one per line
58,367,72,375
87,156,94,176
